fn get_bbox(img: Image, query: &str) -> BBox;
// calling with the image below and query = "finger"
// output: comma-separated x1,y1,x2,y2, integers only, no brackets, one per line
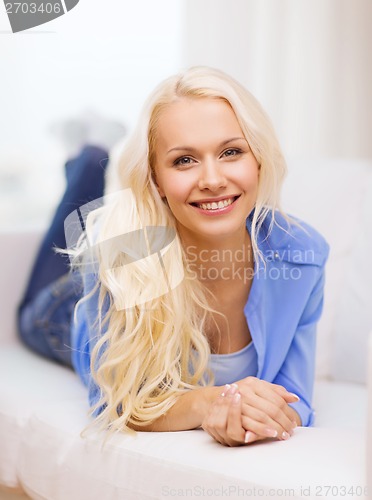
236,378,298,438
252,380,299,409
241,388,297,436
203,388,231,446
272,385,301,403
241,413,290,441
259,383,300,429
242,378,300,405
244,430,264,444
211,385,247,447
225,388,273,447
214,384,245,446
242,398,295,439
224,392,246,446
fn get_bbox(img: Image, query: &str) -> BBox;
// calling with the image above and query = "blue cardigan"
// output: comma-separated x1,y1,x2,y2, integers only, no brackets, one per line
71,209,330,427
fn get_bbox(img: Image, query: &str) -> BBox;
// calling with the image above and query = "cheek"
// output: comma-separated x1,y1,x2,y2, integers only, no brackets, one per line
165,182,188,203
158,172,192,202
237,161,260,189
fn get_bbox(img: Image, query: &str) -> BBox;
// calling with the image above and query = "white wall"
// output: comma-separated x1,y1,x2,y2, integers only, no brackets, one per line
0,0,185,228
2,0,372,229
181,0,372,159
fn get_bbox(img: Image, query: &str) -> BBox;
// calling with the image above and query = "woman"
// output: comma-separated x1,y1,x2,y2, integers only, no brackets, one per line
18,66,329,447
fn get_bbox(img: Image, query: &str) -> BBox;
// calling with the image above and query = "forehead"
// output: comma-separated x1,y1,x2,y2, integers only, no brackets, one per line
155,97,243,151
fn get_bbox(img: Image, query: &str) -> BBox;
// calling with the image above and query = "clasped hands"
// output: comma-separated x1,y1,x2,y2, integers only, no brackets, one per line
201,376,300,447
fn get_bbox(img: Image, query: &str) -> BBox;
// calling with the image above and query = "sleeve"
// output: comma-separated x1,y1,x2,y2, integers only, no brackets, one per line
273,265,327,427
74,268,110,417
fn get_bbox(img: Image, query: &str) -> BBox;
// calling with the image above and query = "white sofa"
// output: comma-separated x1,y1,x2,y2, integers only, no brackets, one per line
0,158,371,500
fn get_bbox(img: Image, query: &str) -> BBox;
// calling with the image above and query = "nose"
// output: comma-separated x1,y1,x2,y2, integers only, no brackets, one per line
197,159,227,192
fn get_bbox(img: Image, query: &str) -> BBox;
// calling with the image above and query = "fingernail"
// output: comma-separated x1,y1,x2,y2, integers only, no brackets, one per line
229,385,237,396
232,393,241,405
221,384,231,397
245,431,253,443
289,393,300,401
264,428,278,438
282,431,290,440
292,421,298,429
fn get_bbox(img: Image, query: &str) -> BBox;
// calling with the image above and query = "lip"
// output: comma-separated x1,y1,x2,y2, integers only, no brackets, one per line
189,195,240,216
189,195,240,204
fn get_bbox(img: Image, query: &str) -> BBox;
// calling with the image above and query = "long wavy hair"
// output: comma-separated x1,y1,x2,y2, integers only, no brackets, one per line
68,66,293,442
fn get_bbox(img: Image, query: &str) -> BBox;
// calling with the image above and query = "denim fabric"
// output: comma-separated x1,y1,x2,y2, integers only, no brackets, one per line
17,145,109,368
19,145,109,309
18,272,83,367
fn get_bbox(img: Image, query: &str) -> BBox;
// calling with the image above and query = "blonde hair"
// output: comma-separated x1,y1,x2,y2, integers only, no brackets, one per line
69,66,295,443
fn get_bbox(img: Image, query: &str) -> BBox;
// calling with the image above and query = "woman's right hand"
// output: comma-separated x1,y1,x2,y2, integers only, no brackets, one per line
201,378,299,446
235,376,299,441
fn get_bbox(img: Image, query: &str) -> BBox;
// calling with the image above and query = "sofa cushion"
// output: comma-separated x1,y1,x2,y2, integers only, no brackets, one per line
283,158,372,380
312,380,367,428
330,172,372,383
0,230,43,346
0,345,367,497
18,399,366,500
0,345,85,489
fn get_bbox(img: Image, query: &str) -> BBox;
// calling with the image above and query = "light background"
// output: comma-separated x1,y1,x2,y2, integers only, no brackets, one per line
0,0,371,229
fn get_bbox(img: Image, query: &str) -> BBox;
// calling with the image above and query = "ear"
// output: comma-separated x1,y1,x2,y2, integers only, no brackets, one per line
155,182,165,198
151,169,165,198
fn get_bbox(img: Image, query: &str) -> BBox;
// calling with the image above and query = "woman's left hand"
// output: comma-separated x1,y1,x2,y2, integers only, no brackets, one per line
201,384,260,446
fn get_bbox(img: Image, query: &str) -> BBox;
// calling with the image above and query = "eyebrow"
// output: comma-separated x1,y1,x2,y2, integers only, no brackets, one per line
166,137,247,155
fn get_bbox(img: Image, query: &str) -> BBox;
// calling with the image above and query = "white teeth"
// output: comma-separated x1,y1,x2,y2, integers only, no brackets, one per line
196,197,235,211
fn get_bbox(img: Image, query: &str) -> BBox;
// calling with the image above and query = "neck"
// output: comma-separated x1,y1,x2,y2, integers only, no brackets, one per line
179,227,253,283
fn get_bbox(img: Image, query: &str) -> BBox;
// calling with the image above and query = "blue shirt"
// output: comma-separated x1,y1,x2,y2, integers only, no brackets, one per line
71,209,330,427
207,341,258,385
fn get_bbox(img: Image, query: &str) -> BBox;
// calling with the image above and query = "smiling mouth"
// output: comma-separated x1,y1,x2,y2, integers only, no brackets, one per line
190,196,240,211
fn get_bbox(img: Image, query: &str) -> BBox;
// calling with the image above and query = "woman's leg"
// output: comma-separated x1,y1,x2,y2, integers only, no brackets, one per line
17,145,109,367
20,145,109,307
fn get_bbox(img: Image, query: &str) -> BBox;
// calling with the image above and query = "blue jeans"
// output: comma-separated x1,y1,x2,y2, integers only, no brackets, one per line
17,145,109,367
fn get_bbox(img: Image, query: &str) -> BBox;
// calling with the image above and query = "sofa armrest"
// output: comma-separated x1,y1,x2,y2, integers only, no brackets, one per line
0,229,44,345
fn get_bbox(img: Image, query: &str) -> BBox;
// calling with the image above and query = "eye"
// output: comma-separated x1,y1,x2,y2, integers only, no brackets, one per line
222,148,242,157
173,156,195,167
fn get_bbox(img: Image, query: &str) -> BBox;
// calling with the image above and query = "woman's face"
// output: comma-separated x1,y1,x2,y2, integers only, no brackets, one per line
153,97,260,245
